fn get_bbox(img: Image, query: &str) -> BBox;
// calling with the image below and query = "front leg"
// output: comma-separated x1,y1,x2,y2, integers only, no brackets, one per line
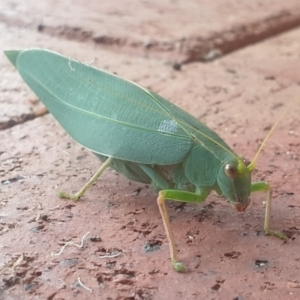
251,182,288,240
158,188,211,272
139,164,211,271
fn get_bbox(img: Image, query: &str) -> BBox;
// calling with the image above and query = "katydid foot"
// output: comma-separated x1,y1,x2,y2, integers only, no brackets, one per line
265,229,288,240
59,191,80,201
157,189,209,272
172,260,185,273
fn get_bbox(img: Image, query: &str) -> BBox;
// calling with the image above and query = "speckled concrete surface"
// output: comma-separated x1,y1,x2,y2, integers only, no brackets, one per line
1,2,300,299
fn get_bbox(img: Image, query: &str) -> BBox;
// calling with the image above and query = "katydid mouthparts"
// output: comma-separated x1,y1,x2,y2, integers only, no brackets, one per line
5,49,290,272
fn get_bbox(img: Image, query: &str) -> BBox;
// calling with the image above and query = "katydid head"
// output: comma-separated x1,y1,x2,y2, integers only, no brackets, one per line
217,157,252,212
217,98,295,211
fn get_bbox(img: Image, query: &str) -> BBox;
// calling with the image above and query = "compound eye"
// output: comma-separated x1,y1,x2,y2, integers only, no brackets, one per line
224,164,238,179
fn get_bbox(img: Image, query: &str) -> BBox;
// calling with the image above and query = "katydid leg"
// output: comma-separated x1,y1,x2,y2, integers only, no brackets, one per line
158,188,210,272
59,157,114,201
251,182,287,240
139,164,212,271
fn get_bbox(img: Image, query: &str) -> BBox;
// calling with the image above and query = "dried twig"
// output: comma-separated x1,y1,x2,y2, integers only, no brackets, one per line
99,252,122,259
77,277,92,292
51,232,90,257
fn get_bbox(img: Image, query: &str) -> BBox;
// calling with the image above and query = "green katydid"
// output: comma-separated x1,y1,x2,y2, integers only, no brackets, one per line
5,49,289,272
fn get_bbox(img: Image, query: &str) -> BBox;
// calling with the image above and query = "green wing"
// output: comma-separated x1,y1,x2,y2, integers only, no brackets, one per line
5,49,234,166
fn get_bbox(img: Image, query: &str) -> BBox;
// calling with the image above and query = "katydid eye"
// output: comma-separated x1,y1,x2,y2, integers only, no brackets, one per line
224,164,238,178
